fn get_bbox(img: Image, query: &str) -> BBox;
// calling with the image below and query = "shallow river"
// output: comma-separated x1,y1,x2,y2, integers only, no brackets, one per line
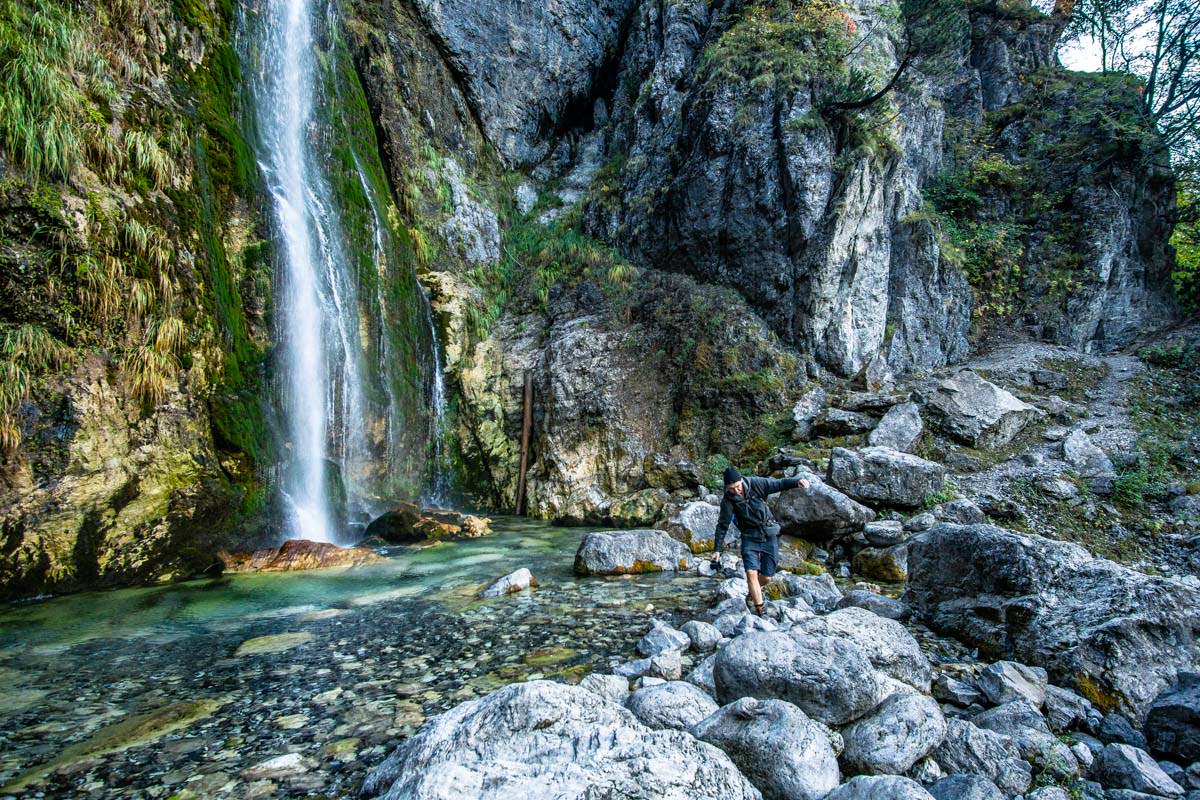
0,518,711,799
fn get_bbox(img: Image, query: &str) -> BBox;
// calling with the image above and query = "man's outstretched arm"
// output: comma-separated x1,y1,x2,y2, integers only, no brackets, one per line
760,475,811,496
710,499,734,561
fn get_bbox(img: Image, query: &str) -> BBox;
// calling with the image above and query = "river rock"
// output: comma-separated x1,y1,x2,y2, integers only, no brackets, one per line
921,370,1041,448
853,544,909,582
663,501,723,551
364,502,492,543
824,775,935,800
361,681,760,798
625,681,719,732
827,447,946,509
637,619,691,657
837,589,909,620
868,402,925,452
933,673,985,707
770,472,876,537
792,385,828,441
1063,429,1117,494
978,661,1048,708
840,691,947,775
864,520,907,547
776,571,843,612
692,697,839,800
713,631,881,725
932,718,1032,796
219,540,384,573
798,607,932,692
573,529,693,575
929,774,1005,800
905,523,1200,719
1146,673,1200,761
971,700,1058,760
681,620,722,653
1091,743,1185,796
479,567,537,597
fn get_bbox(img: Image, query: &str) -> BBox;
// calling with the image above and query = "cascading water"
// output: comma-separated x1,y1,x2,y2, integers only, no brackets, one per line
422,302,453,509
243,0,431,542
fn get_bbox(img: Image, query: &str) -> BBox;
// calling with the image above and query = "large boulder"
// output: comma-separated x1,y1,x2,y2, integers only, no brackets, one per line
1091,743,1185,796
662,501,725,552
798,607,932,692
776,572,843,612
827,447,946,509
713,631,882,725
1062,429,1116,494
792,385,828,441
637,619,691,657
852,544,909,582
977,661,1048,708
692,697,840,800
905,523,1200,719
770,471,876,538
931,718,1032,796
868,402,925,452
824,776,935,800
625,681,720,732
360,681,760,799
840,690,947,775
681,620,723,653
365,502,491,543
971,700,1068,765
574,529,694,575
921,370,1040,448
928,775,1005,800
642,453,703,493
1145,673,1200,761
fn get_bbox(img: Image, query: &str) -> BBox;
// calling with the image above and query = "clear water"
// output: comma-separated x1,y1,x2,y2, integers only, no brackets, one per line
0,519,710,798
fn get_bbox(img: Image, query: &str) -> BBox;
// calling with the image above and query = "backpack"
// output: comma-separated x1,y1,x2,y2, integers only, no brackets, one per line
730,481,777,540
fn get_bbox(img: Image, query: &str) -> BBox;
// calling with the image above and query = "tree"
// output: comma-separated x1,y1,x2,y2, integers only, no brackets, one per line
828,0,971,111
1054,0,1200,175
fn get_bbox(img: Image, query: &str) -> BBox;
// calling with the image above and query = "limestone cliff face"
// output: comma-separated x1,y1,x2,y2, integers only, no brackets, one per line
362,0,1177,519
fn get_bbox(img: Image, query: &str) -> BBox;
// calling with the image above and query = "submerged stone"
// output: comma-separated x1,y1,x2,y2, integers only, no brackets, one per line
235,631,315,657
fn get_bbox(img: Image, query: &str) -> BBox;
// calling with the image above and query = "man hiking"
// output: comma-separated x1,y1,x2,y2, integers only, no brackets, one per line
710,466,809,616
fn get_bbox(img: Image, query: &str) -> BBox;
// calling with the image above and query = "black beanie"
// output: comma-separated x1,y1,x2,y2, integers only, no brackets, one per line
723,466,743,486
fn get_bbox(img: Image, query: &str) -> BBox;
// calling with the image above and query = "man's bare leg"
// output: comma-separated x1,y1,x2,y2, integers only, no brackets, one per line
745,568,764,612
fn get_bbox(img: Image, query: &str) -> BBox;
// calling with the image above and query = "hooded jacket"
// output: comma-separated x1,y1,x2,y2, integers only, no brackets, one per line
713,475,803,555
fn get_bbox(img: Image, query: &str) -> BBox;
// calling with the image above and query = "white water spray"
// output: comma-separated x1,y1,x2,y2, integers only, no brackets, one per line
246,0,372,542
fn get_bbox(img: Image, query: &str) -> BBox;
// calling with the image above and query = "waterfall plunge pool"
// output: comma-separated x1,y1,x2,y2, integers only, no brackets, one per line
0,518,710,798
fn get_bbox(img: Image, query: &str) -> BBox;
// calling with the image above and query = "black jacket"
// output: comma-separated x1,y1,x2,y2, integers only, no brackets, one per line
713,475,803,554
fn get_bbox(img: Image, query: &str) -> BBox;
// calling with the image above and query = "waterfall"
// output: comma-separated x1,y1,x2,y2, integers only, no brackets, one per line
243,0,411,543
422,299,453,509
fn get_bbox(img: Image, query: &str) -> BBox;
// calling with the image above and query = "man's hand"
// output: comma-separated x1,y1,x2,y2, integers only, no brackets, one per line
799,478,810,490
710,552,721,564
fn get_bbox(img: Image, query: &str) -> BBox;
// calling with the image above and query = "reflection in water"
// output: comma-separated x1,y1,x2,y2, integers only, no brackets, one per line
0,518,709,798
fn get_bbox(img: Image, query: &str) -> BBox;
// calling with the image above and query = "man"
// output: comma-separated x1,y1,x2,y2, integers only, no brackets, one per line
710,466,809,616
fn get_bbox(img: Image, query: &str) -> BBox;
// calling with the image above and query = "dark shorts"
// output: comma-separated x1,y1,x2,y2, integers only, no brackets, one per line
740,535,779,578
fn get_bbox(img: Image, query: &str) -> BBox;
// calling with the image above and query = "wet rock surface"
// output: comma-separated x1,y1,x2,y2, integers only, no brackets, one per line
219,540,386,573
